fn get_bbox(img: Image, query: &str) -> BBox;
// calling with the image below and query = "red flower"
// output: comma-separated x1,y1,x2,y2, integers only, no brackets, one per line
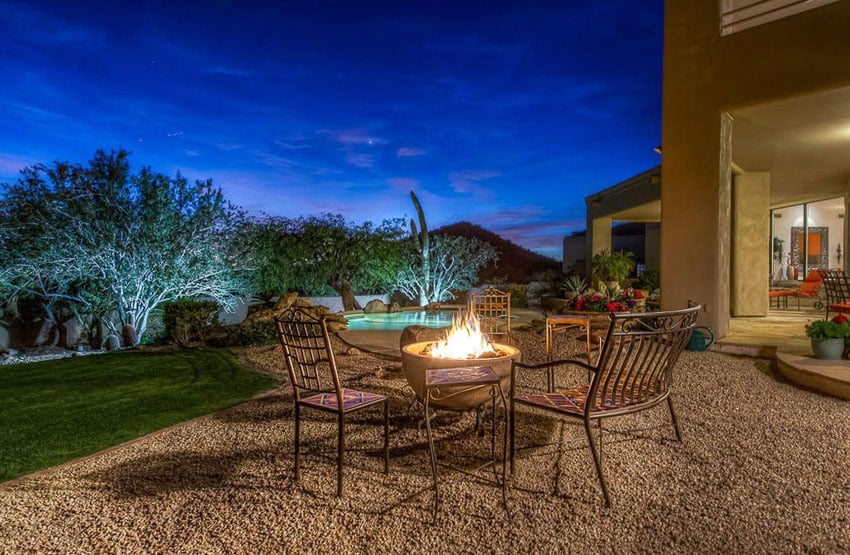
634,290,644,299
832,314,848,324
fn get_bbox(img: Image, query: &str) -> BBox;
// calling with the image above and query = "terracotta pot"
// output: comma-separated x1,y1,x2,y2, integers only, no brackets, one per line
401,341,520,410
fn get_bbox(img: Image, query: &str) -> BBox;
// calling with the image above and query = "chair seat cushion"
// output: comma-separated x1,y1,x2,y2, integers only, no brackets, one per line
829,303,850,313
302,388,386,412
515,382,659,415
769,290,795,298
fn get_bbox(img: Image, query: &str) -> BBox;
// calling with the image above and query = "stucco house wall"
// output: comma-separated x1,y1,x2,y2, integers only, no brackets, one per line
662,1,850,335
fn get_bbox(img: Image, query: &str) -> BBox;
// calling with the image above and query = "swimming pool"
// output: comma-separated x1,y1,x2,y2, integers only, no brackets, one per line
344,310,457,331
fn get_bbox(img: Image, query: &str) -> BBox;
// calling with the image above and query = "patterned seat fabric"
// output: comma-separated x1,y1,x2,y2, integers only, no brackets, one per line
302,388,387,412
516,381,660,415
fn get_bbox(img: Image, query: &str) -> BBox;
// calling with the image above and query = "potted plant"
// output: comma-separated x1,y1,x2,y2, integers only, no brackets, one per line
805,314,850,360
562,274,587,301
591,249,635,290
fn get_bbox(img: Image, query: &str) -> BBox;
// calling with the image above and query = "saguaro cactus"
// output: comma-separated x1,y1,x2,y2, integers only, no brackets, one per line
410,191,430,305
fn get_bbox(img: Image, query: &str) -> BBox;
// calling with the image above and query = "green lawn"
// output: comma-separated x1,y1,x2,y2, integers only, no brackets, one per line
0,349,279,482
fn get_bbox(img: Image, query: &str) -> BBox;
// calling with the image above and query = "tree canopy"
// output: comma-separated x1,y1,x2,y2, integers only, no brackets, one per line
0,149,246,345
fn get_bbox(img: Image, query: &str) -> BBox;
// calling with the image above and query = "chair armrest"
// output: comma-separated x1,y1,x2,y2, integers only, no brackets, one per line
511,357,595,397
513,357,595,373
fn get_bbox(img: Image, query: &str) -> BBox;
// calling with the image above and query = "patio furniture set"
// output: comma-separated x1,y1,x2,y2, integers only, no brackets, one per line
273,297,701,520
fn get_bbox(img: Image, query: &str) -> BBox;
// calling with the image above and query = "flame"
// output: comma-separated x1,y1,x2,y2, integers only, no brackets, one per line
428,310,496,359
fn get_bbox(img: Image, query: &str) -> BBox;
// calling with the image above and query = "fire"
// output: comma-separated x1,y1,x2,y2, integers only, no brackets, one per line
426,310,497,359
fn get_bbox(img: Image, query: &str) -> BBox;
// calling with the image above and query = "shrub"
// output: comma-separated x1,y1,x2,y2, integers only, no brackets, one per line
163,299,220,347
635,269,660,291
509,283,528,308
219,320,279,347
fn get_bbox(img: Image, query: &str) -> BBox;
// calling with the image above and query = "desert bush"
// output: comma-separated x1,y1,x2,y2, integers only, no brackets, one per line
219,320,278,347
163,299,220,347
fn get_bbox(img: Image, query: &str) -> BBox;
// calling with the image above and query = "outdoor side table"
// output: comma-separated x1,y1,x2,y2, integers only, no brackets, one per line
546,315,593,390
423,366,510,521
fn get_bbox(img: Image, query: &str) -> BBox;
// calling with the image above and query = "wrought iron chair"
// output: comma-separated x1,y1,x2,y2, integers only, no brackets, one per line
274,306,389,496
821,270,850,319
471,286,512,344
509,303,700,506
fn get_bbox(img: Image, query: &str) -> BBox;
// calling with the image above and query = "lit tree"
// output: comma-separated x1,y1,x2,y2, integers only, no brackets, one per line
238,216,305,304
295,214,407,311
395,233,497,303
0,149,247,345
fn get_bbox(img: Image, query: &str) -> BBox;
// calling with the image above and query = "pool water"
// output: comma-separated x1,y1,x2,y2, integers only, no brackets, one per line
344,310,457,331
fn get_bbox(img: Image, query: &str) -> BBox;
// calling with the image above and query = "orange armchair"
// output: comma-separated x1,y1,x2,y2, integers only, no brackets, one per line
793,270,824,309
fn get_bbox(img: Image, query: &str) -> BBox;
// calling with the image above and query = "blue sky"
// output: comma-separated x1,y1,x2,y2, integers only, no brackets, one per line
0,1,663,260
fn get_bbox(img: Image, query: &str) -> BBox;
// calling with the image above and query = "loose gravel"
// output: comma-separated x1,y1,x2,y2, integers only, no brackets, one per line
0,329,848,554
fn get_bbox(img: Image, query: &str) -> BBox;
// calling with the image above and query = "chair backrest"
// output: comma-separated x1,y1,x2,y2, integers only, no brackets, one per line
798,270,824,296
470,286,511,342
589,304,700,412
274,306,341,402
821,270,850,306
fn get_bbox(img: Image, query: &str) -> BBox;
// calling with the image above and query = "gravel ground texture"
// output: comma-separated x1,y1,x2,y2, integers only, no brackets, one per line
1,328,849,554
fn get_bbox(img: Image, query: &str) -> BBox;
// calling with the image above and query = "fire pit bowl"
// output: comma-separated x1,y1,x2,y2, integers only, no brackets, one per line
401,341,520,410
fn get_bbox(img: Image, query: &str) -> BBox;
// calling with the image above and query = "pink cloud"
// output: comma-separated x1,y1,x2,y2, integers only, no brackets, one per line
346,152,375,168
0,152,39,175
449,170,500,193
387,177,420,191
397,147,426,157
324,128,386,146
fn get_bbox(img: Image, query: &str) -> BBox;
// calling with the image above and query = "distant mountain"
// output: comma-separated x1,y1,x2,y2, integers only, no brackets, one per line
433,221,561,283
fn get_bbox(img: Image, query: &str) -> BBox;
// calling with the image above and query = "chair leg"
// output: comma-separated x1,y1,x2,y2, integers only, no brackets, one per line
337,412,345,497
294,403,301,482
585,418,611,507
667,396,682,442
383,400,390,474
509,393,516,475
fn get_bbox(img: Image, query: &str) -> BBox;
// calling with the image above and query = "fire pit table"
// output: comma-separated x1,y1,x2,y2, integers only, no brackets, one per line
422,365,510,520
401,340,520,410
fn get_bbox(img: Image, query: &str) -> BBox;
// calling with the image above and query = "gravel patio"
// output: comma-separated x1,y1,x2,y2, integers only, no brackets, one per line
0,328,848,553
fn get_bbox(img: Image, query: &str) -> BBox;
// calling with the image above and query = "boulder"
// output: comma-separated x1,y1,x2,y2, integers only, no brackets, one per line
387,302,402,313
0,326,9,353
273,292,300,313
399,325,449,351
105,334,121,351
364,299,388,313
325,314,349,333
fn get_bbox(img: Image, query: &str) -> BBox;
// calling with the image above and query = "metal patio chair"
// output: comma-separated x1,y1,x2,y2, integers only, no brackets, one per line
471,286,512,344
274,306,389,496
510,303,700,506
821,270,850,319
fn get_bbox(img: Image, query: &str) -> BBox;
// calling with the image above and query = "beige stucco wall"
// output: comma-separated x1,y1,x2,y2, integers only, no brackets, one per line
662,1,850,335
731,172,770,316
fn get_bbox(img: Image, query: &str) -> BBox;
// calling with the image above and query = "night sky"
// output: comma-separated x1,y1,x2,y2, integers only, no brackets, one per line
0,1,663,260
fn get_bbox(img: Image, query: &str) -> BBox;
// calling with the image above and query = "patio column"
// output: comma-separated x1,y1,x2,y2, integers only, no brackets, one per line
661,112,733,336
585,216,612,279
731,172,770,316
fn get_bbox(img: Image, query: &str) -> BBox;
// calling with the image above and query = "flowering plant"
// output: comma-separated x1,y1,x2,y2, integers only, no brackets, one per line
805,314,850,340
567,286,643,313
